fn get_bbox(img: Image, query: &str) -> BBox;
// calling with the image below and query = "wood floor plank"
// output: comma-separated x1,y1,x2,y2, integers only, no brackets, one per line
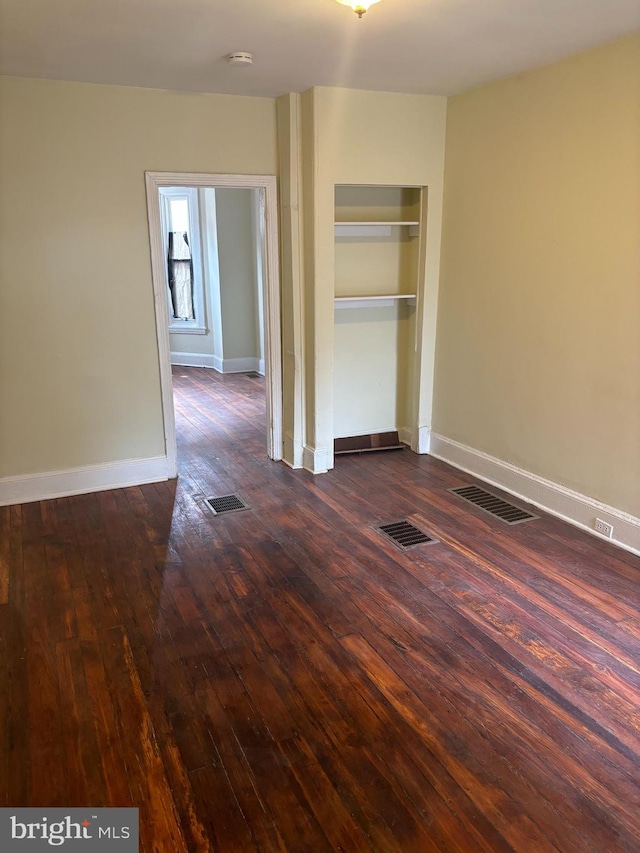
100,626,189,852
3,366,640,851
334,544,640,816
234,547,513,852
55,637,107,805
0,505,9,605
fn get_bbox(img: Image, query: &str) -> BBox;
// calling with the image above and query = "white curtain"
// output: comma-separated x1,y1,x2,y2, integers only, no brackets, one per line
167,231,195,320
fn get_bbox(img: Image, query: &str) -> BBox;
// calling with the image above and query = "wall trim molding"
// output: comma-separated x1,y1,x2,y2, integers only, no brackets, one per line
410,426,431,454
0,456,170,507
398,427,413,447
283,432,304,469
430,433,640,557
417,426,431,454
171,352,216,369
303,445,331,474
171,353,263,373
218,356,263,374
169,325,207,335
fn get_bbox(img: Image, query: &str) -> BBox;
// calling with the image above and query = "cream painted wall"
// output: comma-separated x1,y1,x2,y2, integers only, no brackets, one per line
300,89,320,462
334,232,419,298
333,186,419,437
305,87,447,468
276,93,305,468
434,33,640,514
0,76,276,477
334,305,413,438
215,188,261,362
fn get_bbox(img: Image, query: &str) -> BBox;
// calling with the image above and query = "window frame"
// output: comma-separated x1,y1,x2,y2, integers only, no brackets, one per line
159,186,207,335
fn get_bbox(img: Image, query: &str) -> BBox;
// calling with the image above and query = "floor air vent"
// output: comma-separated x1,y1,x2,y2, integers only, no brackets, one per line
205,494,249,515
449,485,537,525
376,520,437,550
244,372,261,379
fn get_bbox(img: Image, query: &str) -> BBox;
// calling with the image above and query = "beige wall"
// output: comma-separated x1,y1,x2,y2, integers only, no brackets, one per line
0,76,276,477
276,93,305,468
333,186,419,438
334,305,414,438
215,188,261,361
303,87,447,467
434,33,640,514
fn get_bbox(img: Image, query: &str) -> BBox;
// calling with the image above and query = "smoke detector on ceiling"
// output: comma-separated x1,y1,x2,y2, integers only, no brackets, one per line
227,52,253,66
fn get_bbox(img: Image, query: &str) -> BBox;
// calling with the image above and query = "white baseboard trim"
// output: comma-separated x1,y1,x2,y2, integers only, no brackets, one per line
398,427,413,447
430,433,640,557
171,353,263,374
417,426,431,454
283,432,304,469
171,352,215,369
0,456,170,507
303,445,332,474
218,357,262,374
410,426,431,454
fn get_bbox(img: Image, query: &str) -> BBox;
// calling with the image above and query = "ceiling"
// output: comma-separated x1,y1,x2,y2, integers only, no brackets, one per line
1,0,638,98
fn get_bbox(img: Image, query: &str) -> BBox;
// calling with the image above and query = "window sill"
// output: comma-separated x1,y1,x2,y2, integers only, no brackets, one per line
169,324,207,336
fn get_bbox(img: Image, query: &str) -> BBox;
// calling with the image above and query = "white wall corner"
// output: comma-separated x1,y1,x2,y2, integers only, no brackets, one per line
171,352,215,369
429,433,640,557
0,456,170,507
303,445,333,474
412,426,431,454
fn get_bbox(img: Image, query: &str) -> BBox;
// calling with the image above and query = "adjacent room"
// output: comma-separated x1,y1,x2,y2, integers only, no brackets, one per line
0,1,639,850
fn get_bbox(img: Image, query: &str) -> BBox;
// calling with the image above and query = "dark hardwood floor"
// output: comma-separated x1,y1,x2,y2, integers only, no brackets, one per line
1,365,639,851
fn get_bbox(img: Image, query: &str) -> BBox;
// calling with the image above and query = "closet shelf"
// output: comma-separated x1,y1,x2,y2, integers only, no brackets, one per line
334,294,416,310
334,220,419,226
335,221,420,238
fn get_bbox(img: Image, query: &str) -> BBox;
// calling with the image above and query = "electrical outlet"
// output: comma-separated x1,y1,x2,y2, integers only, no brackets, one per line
594,518,613,538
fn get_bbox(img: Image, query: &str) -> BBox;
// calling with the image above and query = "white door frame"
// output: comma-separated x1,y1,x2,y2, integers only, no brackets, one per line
145,171,283,477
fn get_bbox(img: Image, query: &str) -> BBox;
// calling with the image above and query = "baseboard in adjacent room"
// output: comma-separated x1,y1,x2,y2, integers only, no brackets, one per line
222,357,263,374
171,352,215,369
430,433,640,557
0,456,170,506
171,353,263,374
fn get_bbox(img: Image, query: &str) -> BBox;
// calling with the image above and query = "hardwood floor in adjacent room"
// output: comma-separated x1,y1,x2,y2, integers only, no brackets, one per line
1,365,639,851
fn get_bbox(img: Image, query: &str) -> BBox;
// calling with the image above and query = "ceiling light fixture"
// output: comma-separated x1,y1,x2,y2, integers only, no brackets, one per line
335,0,382,19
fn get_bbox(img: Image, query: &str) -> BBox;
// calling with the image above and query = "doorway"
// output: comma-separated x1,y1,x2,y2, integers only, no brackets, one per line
145,172,282,477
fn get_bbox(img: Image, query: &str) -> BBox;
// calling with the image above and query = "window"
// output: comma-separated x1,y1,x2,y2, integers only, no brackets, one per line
159,187,206,334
